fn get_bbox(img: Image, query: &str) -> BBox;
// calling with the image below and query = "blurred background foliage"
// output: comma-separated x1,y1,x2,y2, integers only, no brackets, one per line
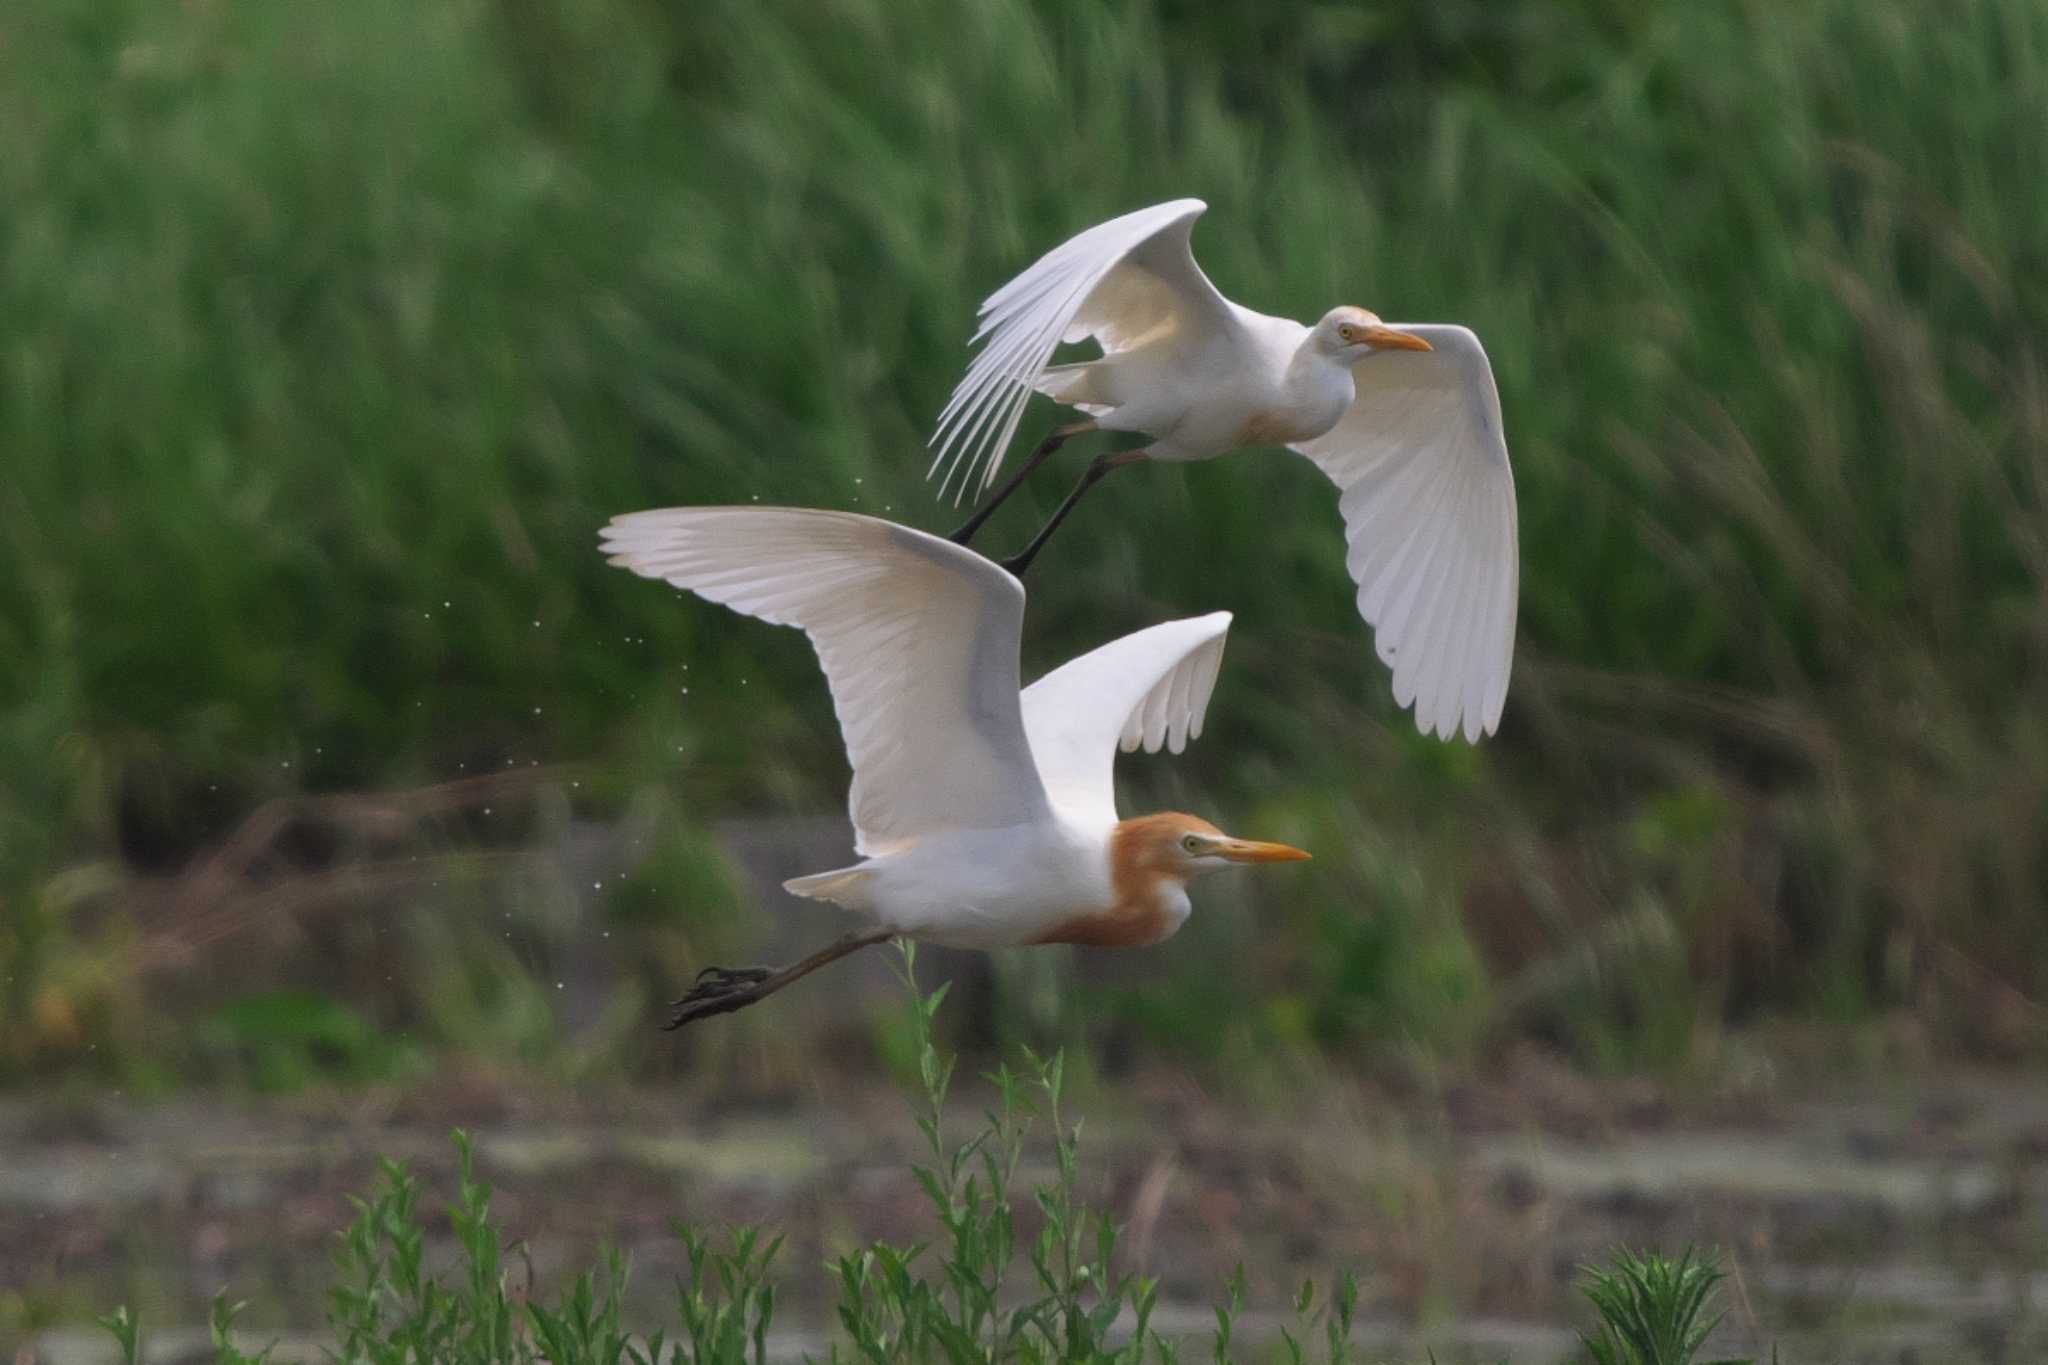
2,0,2044,1089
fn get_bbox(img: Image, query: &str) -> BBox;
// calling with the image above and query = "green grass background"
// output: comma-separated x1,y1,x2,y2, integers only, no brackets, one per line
3,0,2044,1086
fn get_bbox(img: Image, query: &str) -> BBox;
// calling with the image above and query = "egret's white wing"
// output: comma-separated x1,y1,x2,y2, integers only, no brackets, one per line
931,198,1240,502
602,507,1052,854
1019,612,1232,826
1290,325,1519,743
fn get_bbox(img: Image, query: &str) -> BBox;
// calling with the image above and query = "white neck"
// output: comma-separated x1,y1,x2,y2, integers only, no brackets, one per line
1283,342,1358,438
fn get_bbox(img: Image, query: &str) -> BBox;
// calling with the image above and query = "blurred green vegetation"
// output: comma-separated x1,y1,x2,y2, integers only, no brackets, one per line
2,0,2045,1085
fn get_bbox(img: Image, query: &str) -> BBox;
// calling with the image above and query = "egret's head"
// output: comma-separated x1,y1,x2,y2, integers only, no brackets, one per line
1116,812,1312,887
1315,306,1433,359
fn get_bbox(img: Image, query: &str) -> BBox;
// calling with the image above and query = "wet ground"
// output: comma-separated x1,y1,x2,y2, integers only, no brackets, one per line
7,1056,2047,1364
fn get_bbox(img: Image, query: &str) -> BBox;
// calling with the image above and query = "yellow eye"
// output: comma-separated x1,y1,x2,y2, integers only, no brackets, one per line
1338,324,1359,342
1181,834,1203,853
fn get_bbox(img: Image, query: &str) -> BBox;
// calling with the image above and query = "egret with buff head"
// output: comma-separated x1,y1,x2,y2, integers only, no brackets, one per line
932,198,1520,744
601,506,1310,1029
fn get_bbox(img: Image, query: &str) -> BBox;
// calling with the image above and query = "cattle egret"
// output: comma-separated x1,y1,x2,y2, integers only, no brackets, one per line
601,506,1310,1028
931,198,1519,743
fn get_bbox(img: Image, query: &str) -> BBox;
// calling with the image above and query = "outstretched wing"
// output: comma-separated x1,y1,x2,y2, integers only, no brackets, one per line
1019,613,1232,826
930,198,1240,502
602,507,1052,855
1290,325,1520,743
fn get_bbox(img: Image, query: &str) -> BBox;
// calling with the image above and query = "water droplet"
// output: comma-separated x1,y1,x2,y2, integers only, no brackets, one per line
533,706,543,715
482,807,492,816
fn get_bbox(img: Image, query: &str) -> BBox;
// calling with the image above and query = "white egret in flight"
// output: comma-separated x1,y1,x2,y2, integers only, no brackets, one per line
601,506,1310,1028
932,198,1519,743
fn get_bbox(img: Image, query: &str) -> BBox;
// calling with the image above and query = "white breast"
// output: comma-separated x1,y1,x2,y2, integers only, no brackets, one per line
1152,313,1344,459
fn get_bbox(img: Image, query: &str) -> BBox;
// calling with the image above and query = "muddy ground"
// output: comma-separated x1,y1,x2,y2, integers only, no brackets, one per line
7,1051,2046,1364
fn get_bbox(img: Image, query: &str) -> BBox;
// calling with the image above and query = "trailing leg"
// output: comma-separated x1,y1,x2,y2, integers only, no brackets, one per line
665,928,896,1030
998,447,1149,577
948,421,1097,546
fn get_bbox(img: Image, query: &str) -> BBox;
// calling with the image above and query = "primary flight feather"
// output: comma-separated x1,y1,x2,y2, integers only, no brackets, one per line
932,198,1520,744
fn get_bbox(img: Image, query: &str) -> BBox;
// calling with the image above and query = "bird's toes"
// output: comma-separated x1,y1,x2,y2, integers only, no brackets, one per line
671,982,728,1008
666,988,728,1027
669,965,774,1016
665,976,769,1030
691,963,772,987
664,1000,710,1031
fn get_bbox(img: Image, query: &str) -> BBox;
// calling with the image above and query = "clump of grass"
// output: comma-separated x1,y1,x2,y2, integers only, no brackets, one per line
832,952,1172,1364
1578,1247,1767,1365
91,950,1772,1364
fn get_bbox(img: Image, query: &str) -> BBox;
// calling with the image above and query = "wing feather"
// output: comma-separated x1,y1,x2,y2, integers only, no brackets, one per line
1021,613,1233,826
1435,518,1485,741
1291,325,1520,742
930,199,1239,501
601,507,1052,854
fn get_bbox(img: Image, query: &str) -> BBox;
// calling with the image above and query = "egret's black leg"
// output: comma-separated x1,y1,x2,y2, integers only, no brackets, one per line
948,420,1097,546
665,928,896,1030
998,448,1149,577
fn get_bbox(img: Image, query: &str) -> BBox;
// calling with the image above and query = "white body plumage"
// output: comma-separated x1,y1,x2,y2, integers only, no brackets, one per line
1055,311,1352,460
829,820,1128,950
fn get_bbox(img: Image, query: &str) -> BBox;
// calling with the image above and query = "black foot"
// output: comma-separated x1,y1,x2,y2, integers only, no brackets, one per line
693,963,772,988
665,964,775,1030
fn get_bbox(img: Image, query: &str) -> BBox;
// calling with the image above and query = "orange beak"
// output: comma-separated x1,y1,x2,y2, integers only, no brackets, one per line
1217,837,1313,864
1363,324,1433,353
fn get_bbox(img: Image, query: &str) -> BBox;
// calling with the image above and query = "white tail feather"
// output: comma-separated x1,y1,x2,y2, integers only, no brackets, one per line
782,865,874,907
